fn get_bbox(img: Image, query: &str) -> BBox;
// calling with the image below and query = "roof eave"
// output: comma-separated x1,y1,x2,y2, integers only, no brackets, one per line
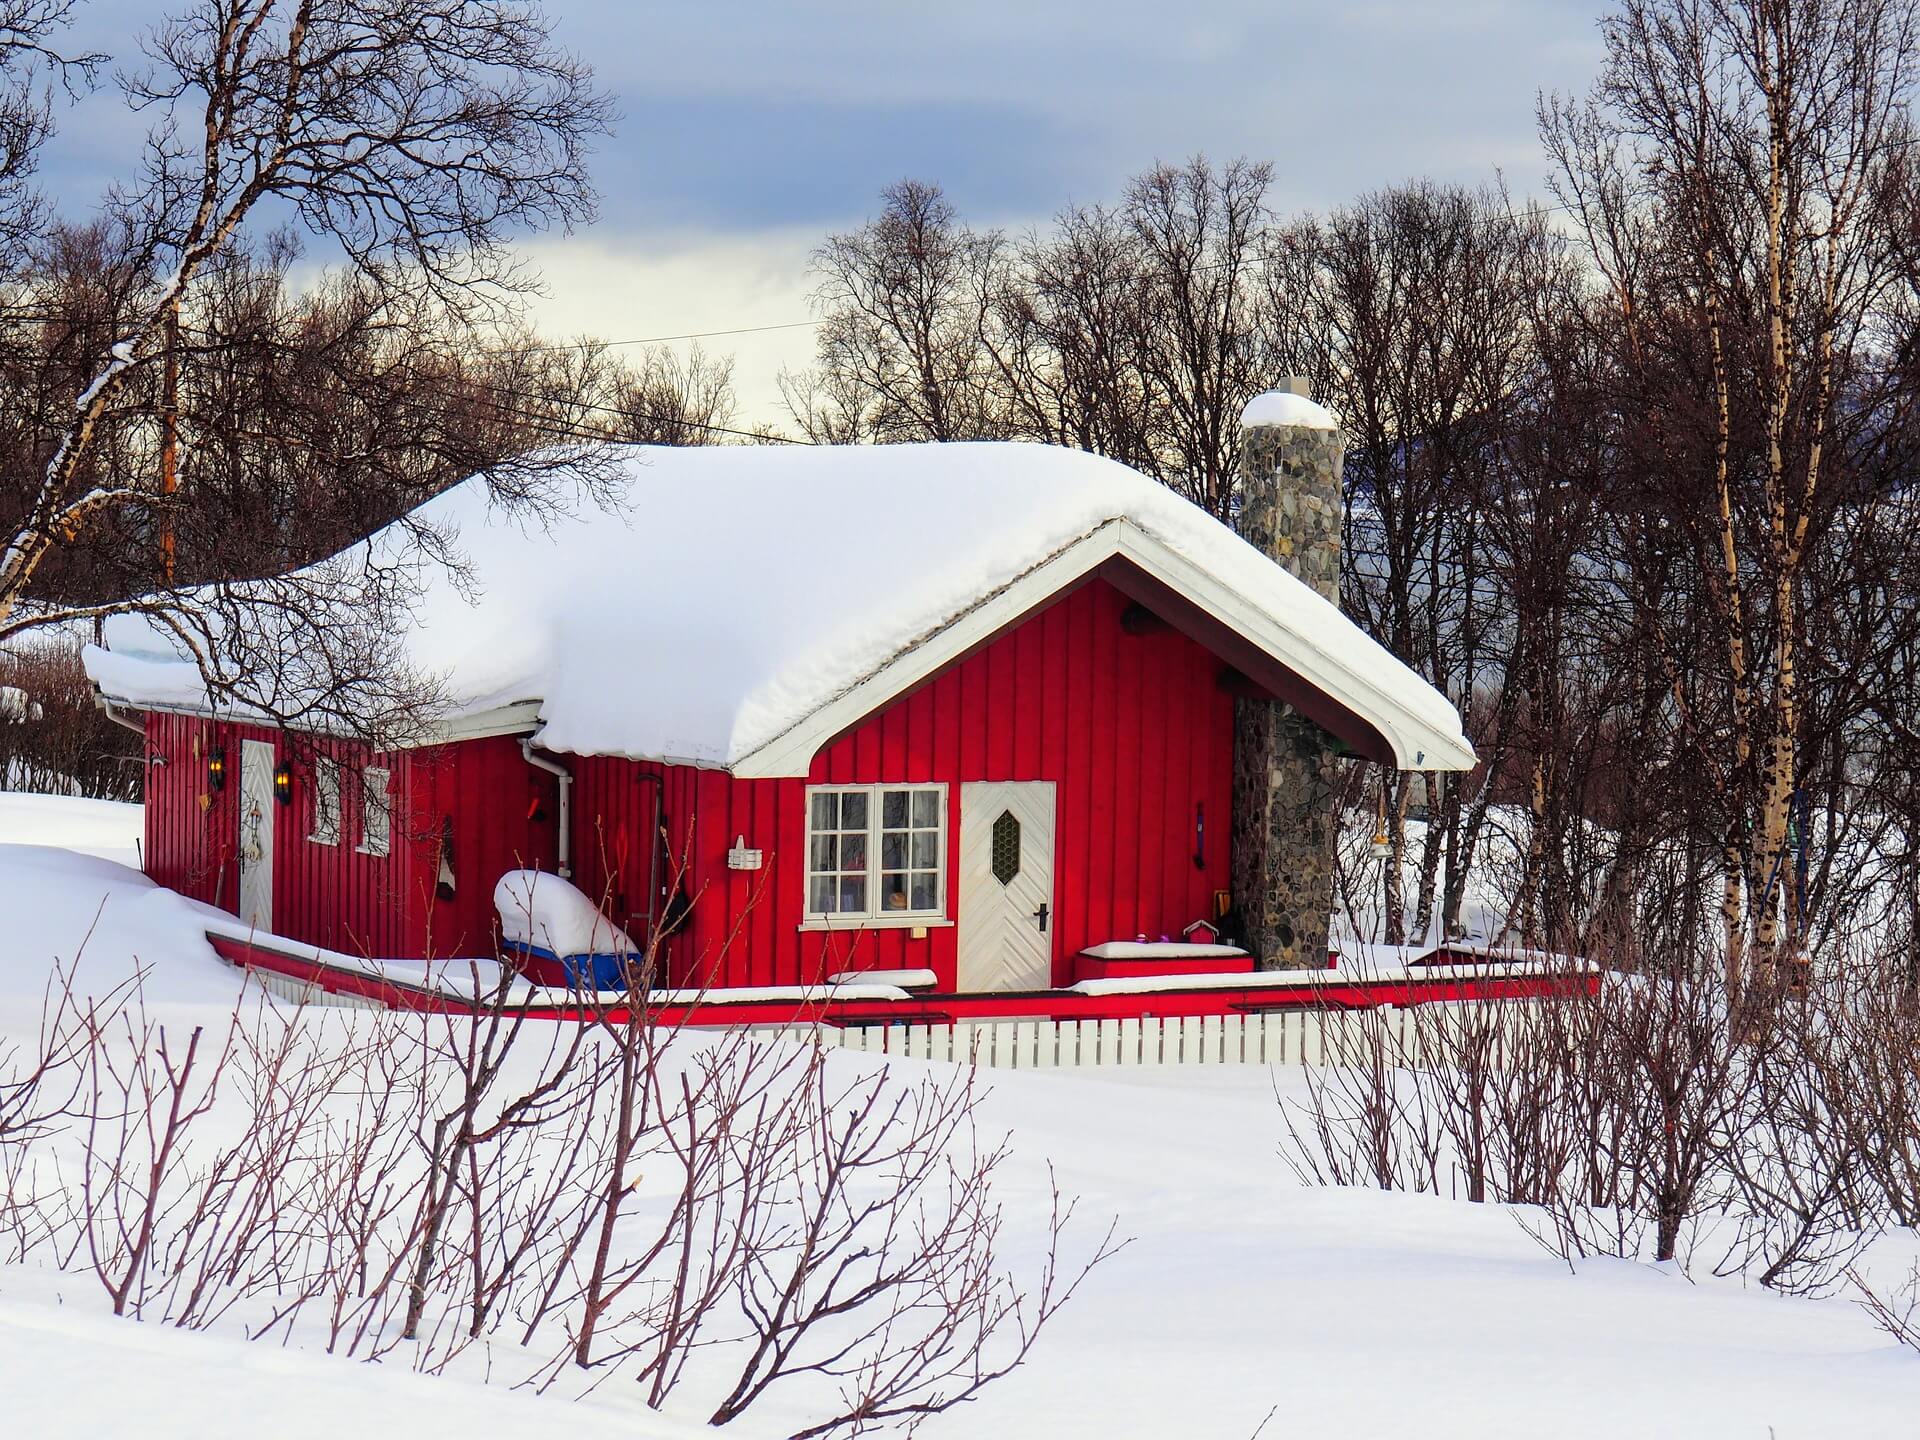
729,519,1475,780
84,682,548,752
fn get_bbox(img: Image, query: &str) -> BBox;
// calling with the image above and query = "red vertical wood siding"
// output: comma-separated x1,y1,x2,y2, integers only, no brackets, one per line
411,736,561,958
570,578,1236,989
141,718,559,960
144,711,237,910
144,578,1238,985
268,735,404,957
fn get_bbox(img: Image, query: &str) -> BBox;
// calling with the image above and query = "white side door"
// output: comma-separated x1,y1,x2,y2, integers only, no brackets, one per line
238,738,276,931
957,781,1056,992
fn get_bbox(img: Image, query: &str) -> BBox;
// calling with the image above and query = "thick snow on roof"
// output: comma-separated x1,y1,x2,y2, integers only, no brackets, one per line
1240,389,1339,431
87,442,1470,770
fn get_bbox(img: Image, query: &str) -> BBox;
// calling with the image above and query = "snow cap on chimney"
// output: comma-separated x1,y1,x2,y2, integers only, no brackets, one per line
1241,376,1338,432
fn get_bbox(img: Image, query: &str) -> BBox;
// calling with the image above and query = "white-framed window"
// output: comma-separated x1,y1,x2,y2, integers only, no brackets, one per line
308,757,340,846
358,765,391,858
805,784,945,920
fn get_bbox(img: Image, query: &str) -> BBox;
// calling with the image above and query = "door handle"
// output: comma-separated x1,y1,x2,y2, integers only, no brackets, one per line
1033,903,1049,933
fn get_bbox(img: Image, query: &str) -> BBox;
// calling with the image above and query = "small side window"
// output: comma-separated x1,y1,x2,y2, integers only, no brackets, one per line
358,766,391,858
308,757,339,845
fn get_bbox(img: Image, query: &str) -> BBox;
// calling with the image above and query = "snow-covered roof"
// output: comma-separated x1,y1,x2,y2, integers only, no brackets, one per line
85,442,1475,774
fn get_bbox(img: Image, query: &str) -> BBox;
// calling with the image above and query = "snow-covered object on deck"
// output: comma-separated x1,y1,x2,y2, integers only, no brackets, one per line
1240,389,1339,431
494,870,635,959
825,968,939,990
1078,941,1250,960
82,442,1473,774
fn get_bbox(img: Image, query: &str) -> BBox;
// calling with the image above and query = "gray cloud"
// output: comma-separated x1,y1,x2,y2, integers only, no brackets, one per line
33,0,1608,238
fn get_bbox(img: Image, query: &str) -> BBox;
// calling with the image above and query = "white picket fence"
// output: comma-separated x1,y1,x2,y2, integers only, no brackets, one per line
243,967,389,1011
805,1002,1518,1070
236,958,1533,1071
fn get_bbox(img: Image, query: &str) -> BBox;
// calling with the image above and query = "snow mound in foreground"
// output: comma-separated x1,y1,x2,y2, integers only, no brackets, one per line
0,790,141,867
0,841,242,1023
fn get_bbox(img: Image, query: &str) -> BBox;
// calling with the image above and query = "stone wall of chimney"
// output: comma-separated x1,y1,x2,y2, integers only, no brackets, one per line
1231,380,1346,969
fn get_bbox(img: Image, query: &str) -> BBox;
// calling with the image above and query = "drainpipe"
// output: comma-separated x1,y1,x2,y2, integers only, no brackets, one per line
98,696,145,739
519,739,572,879
97,694,167,764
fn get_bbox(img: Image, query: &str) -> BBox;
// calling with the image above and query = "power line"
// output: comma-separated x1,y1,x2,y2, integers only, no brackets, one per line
519,319,823,353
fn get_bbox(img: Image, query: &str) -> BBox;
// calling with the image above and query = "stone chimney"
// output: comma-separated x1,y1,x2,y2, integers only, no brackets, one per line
1231,378,1345,969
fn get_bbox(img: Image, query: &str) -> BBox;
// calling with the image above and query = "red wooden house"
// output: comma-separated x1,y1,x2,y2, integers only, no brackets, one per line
86,436,1476,1001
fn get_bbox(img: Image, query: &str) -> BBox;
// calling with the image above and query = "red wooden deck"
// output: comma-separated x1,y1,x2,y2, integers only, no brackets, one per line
206,932,1597,1028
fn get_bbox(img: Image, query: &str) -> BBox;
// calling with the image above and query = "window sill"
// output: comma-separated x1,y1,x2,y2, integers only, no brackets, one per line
798,916,953,933
355,846,390,859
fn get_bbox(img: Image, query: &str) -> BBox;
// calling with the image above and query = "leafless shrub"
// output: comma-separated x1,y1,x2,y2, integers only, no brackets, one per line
73,998,237,1316
0,939,137,1261
1278,1007,1445,1194
1281,939,1916,1296
399,960,597,1353
1850,1262,1920,1352
0,636,138,799
2,894,1110,1434
707,1057,1122,1435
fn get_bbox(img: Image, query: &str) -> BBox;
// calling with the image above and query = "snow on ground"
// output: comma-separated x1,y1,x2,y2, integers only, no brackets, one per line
0,1264,713,1440
5,796,1920,1436
963,1064,1920,1439
0,789,141,866
0,841,249,1025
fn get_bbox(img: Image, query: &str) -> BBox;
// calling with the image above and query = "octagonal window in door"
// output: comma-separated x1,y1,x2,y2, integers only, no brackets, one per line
991,809,1021,885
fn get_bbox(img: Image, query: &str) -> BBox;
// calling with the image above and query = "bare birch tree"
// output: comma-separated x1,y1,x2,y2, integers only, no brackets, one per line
0,0,612,739
1544,0,1920,990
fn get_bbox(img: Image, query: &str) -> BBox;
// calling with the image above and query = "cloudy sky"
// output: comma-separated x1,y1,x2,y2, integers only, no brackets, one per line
42,0,1608,428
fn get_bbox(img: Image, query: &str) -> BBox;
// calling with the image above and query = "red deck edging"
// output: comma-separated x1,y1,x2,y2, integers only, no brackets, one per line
207,933,1599,1027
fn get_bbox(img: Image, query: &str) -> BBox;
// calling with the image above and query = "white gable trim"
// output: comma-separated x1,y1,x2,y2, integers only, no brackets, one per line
727,519,1475,779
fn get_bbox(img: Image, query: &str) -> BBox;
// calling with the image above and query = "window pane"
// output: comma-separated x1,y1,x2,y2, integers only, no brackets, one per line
881,789,909,828
310,759,339,844
876,872,908,911
840,791,867,829
362,766,391,856
839,875,866,912
839,834,868,870
910,832,938,868
809,875,837,913
809,834,836,871
912,790,939,827
910,874,938,911
810,791,838,830
880,832,906,869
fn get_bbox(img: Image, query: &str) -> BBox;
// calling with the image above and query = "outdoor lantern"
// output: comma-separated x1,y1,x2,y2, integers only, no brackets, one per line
273,758,293,806
206,746,226,792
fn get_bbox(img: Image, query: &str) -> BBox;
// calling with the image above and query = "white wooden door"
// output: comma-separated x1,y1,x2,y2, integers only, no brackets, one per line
238,738,276,931
957,781,1056,992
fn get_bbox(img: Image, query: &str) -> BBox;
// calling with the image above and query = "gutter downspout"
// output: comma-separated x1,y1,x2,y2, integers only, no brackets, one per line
520,739,573,879
97,694,148,741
